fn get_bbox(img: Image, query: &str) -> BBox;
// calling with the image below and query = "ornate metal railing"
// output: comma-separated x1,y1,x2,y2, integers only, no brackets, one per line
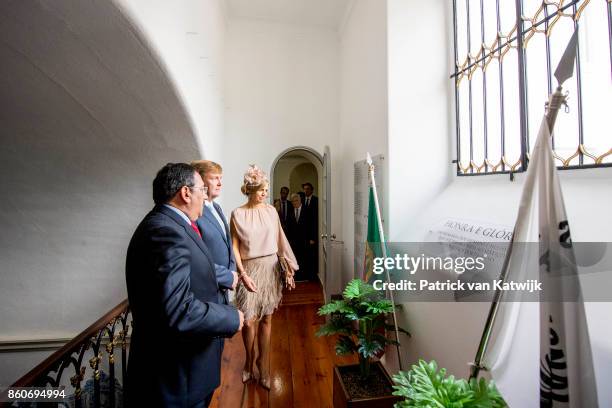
4,300,131,408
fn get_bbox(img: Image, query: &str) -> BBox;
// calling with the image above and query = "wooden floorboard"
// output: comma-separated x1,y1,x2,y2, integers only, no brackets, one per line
210,281,356,407
269,307,293,407
280,280,324,306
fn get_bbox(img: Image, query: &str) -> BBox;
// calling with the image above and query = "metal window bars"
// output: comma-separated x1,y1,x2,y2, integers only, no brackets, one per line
452,0,612,176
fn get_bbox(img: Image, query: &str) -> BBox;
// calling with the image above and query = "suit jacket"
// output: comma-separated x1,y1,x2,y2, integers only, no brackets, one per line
197,201,235,303
302,195,318,241
125,205,239,407
302,194,318,214
286,205,315,245
277,199,290,232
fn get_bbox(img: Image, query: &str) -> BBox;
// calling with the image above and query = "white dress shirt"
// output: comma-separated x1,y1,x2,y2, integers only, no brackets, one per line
294,206,301,222
205,200,226,238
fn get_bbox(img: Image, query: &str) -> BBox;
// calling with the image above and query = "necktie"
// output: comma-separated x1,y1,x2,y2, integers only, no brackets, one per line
306,197,310,207
295,208,300,222
190,221,202,238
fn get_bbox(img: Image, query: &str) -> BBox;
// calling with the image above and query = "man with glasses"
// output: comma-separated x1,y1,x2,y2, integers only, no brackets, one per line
125,162,244,408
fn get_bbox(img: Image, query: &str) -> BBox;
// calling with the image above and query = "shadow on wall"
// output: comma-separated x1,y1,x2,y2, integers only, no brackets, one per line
0,0,198,358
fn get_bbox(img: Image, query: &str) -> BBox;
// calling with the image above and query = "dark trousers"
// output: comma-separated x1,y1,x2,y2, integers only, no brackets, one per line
191,392,214,408
289,239,307,280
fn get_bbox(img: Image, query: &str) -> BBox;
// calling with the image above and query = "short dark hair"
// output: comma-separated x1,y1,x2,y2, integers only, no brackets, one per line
280,186,289,193
302,182,313,190
153,163,196,205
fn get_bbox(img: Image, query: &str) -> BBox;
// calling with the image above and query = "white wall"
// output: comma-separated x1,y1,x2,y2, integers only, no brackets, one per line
382,0,454,374
115,0,227,160
387,0,453,241
0,0,229,387
223,19,340,223
338,0,389,288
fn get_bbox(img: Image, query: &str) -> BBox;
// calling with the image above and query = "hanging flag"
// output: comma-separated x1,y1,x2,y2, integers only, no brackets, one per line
363,186,384,283
481,118,599,407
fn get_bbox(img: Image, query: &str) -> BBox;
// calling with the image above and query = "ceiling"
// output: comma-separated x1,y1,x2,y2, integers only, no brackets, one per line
224,0,352,29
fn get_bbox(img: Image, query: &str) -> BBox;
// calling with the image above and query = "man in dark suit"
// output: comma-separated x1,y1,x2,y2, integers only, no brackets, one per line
301,182,319,278
191,160,256,300
125,163,244,408
286,193,315,281
276,186,290,232
301,182,318,214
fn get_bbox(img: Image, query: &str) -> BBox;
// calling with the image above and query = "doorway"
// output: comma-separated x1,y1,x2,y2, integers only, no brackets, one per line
270,147,323,284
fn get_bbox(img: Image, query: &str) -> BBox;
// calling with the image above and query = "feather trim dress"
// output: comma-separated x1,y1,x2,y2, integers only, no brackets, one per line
230,204,299,320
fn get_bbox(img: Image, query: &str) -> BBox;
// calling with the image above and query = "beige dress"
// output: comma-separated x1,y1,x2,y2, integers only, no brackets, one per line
231,204,299,320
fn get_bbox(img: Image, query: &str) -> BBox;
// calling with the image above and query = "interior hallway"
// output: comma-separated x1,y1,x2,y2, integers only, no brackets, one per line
210,281,356,408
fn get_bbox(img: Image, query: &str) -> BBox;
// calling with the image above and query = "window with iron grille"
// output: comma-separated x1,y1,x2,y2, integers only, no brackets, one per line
452,0,612,176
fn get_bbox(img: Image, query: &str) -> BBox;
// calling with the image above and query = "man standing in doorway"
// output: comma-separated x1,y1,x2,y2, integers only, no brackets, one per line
301,182,318,220
301,182,319,280
277,186,290,232
287,193,309,281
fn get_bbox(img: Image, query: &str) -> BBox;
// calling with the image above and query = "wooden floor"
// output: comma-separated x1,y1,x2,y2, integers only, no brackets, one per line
210,281,356,408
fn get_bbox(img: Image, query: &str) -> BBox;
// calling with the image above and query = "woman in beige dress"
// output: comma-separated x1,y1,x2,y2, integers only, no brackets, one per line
230,165,298,390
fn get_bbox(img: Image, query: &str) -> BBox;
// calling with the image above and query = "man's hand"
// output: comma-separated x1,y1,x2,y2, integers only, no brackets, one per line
241,274,258,293
231,271,239,290
237,309,244,331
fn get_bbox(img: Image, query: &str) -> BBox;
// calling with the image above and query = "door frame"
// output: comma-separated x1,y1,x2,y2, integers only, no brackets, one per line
269,146,324,197
270,146,325,285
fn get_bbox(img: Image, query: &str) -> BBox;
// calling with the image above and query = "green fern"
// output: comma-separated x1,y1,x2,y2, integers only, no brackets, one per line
392,360,507,408
318,300,350,315
335,335,357,355
316,279,409,378
315,315,353,337
343,279,376,299
467,378,506,408
365,299,394,314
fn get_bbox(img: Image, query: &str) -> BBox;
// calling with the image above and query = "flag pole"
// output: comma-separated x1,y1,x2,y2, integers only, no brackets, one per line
366,152,403,371
469,28,579,380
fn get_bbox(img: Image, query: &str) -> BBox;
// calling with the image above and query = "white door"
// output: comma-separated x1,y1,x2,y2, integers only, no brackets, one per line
321,146,333,296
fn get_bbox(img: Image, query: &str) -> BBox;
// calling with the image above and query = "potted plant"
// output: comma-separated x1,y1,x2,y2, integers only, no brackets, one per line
317,279,410,408
392,360,507,407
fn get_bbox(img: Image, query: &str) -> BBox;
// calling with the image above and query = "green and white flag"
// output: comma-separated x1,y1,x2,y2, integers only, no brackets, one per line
363,187,384,283
481,118,599,407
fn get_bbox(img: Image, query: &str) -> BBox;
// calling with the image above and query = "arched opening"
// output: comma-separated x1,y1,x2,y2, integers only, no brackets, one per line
270,147,323,283
0,0,198,385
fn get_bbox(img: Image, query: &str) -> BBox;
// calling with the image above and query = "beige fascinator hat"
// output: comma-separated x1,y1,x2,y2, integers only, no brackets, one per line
241,164,269,195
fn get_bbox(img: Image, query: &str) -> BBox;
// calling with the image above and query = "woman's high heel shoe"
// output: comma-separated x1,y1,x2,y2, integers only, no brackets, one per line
259,375,271,391
256,360,270,390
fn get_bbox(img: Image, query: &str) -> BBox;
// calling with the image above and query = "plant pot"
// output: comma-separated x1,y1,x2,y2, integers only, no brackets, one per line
332,361,401,408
